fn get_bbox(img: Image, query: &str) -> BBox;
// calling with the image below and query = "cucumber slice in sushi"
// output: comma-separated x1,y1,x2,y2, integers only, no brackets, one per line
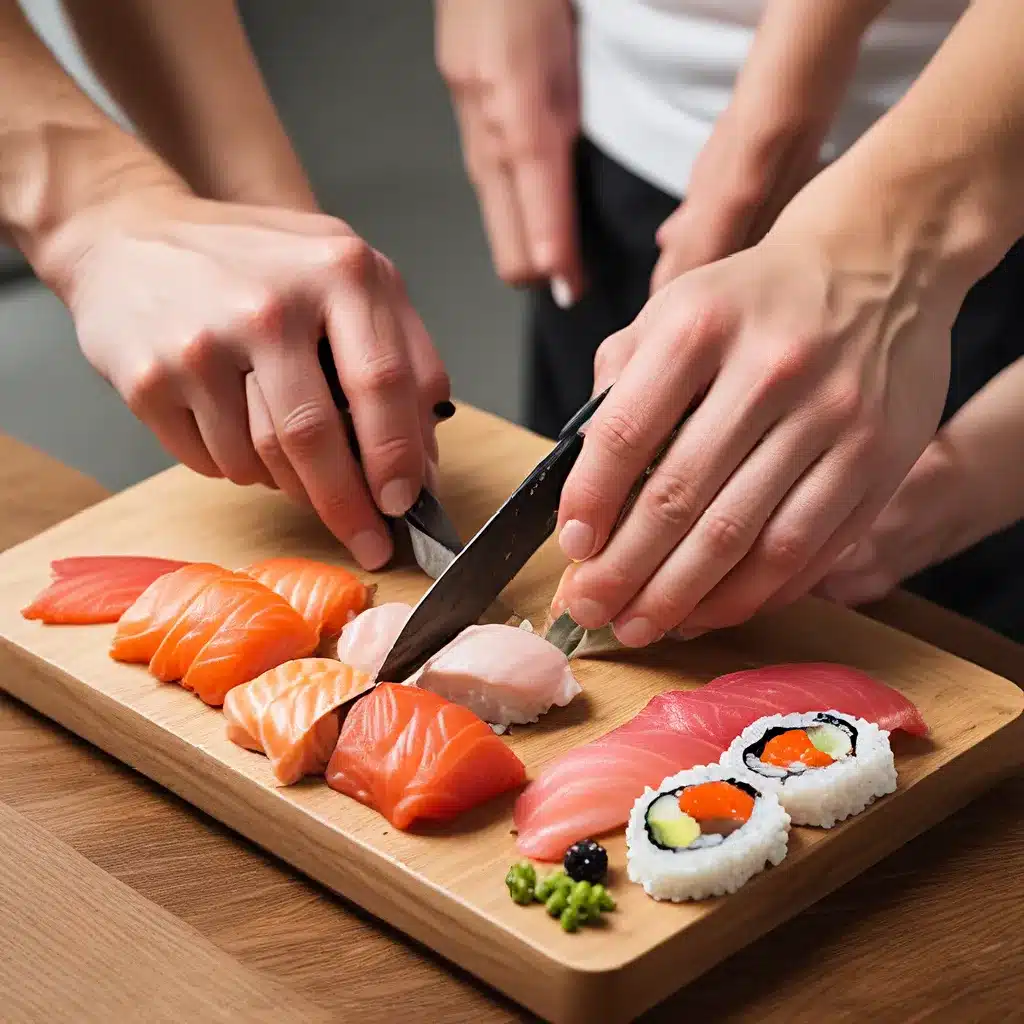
626,763,791,902
720,710,898,828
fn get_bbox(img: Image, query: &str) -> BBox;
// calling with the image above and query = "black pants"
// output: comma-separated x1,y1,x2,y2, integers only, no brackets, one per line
526,137,1024,643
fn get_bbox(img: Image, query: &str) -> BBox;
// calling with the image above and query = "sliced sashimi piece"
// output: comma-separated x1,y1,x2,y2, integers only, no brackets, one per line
512,727,723,860
22,556,190,625
223,661,308,752
110,563,230,663
240,557,372,639
325,683,527,830
704,663,928,737
335,602,413,680
149,576,318,706
253,659,376,784
407,623,581,731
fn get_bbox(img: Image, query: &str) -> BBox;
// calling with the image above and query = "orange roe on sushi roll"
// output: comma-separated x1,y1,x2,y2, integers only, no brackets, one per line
760,729,836,770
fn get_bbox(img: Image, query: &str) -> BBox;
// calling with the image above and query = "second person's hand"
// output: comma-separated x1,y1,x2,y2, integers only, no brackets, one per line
435,0,584,306
44,184,450,570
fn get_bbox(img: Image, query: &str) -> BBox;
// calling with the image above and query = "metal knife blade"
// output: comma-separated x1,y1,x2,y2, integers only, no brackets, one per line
375,386,610,683
317,337,464,580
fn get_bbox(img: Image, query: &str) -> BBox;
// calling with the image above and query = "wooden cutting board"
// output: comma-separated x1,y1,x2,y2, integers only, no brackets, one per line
0,405,1021,1024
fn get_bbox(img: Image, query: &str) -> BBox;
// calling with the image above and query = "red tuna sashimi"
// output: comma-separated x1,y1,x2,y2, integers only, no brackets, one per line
704,662,928,737
512,726,722,861
21,556,190,625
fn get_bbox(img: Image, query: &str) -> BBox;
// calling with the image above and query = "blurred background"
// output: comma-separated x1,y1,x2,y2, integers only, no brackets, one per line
0,1,526,490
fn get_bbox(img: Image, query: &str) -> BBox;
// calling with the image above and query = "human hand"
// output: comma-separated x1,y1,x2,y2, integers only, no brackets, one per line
435,0,583,305
48,184,449,570
650,103,824,294
812,436,973,606
551,219,963,646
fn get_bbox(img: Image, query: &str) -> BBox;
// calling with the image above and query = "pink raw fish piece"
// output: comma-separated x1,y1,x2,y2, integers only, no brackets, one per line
512,728,722,861
335,602,413,681
704,662,928,737
409,623,581,731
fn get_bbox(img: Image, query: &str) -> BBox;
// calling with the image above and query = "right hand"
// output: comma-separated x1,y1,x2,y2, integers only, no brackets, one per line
47,184,450,571
435,0,584,305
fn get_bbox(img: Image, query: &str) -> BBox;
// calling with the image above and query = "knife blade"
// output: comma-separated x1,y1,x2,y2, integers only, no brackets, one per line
375,386,611,683
317,337,463,580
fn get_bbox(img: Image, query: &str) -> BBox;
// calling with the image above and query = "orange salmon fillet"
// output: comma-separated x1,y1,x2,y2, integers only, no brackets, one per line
226,659,375,784
241,557,372,639
21,556,189,625
325,683,527,830
149,576,318,706
110,563,230,664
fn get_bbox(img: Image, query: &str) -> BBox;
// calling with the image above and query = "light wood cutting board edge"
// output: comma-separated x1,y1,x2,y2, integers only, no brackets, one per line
0,405,1021,1024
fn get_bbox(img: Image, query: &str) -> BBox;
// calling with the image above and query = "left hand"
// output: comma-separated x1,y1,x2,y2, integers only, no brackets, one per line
813,436,973,606
551,223,959,646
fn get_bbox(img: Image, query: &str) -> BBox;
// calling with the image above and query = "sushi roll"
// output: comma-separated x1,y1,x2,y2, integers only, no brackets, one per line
626,763,791,902
720,711,897,828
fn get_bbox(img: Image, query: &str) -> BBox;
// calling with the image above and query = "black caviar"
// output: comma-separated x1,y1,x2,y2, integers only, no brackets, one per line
563,839,608,885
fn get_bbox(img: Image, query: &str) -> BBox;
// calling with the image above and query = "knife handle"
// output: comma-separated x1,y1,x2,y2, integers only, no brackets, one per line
317,336,456,464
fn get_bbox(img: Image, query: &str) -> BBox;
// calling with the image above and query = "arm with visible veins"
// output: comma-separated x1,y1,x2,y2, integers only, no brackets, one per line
59,0,318,212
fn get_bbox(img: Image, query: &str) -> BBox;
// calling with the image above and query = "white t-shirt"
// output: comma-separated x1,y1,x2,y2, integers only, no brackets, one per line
575,0,970,199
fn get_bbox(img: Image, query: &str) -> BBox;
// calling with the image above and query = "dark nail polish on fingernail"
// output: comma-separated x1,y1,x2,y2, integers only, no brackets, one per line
433,400,456,420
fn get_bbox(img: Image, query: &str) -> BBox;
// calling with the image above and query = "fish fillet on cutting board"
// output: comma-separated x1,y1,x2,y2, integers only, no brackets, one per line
0,403,1021,1024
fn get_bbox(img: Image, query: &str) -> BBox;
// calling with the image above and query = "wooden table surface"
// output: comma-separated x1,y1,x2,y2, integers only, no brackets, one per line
1,433,1021,1024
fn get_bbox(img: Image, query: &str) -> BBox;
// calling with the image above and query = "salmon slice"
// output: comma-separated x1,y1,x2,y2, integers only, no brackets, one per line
149,576,318,706
226,659,376,784
110,563,230,664
22,556,189,625
325,683,527,830
241,557,372,639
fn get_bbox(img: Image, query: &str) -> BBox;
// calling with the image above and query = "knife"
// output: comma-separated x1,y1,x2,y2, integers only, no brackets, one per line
317,337,463,580
374,385,611,683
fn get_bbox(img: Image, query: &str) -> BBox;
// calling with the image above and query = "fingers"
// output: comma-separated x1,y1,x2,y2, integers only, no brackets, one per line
556,293,727,565
324,240,426,519
570,391,832,641
253,336,392,571
245,371,308,505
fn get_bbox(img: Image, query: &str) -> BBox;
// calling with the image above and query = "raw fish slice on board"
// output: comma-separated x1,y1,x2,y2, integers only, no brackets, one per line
224,663,308,752
245,659,376,785
241,557,372,640
407,623,581,731
149,576,318,706
335,603,413,680
110,563,230,664
325,683,527,830
703,663,928,737
512,729,723,860
21,556,189,625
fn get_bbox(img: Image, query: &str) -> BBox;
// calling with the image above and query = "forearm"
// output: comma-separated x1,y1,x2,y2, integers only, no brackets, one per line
774,0,1024,308
61,0,318,212
0,0,184,285
941,358,1024,551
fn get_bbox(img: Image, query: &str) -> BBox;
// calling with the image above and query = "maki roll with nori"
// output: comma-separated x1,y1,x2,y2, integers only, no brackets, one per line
626,763,791,902
720,710,897,828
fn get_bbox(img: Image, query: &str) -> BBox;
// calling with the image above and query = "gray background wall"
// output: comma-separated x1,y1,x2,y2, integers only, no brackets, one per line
0,1,526,490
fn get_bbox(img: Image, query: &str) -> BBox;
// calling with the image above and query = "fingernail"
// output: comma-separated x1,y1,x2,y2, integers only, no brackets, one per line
613,617,662,648
551,276,575,310
433,400,456,420
559,519,595,561
349,529,392,570
380,477,418,517
668,627,707,641
569,598,609,630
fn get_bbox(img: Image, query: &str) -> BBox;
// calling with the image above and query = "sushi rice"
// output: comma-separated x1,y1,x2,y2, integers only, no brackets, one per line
626,763,791,902
720,710,898,828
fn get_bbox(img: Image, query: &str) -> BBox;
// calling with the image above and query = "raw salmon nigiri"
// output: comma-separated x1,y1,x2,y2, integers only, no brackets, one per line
149,576,318,706
225,659,375,784
22,556,189,625
241,557,372,639
326,683,527,830
110,563,230,663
